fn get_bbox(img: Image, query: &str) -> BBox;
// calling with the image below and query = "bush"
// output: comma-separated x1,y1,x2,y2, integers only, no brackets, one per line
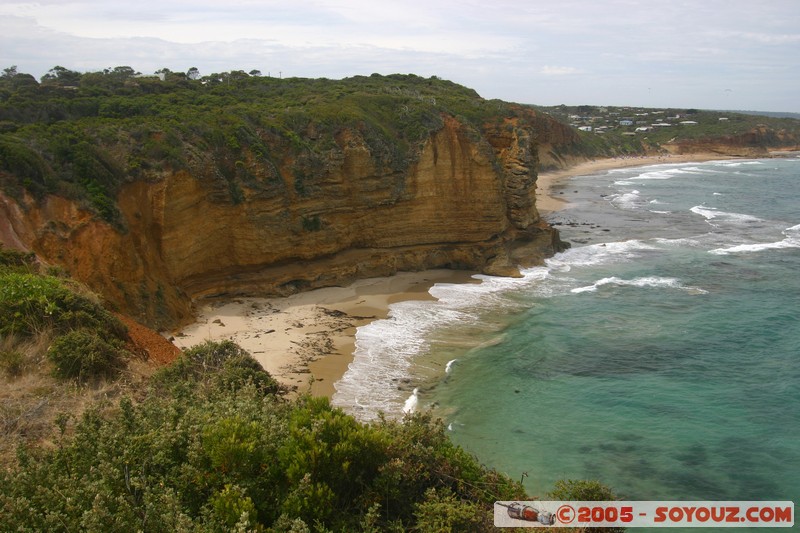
549,479,625,533
47,328,126,380
549,478,619,501
0,272,126,338
0,359,529,531
155,339,283,395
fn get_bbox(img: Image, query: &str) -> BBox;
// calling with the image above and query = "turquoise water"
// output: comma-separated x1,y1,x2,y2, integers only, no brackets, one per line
333,157,800,509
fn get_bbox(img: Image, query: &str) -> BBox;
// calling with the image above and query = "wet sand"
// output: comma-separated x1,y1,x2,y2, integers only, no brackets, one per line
173,270,477,397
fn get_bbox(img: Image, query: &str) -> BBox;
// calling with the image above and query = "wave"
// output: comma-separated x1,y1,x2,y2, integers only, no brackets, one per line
610,163,712,182
709,223,800,255
445,359,457,374
335,238,661,420
652,236,706,248
690,205,762,224
546,239,658,271
711,160,764,167
402,388,419,414
636,167,706,181
570,276,708,294
610,189,642,209
333,271,549,420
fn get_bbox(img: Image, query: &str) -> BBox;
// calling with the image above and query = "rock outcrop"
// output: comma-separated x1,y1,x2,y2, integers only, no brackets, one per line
1,110,567,328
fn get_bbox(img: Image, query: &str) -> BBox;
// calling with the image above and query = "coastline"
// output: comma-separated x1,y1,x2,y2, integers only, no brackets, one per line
536,153,736,215
173,269,477,397
174,151,748,399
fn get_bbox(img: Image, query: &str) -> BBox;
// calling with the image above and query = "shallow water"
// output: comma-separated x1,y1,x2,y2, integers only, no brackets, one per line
333,157,800,512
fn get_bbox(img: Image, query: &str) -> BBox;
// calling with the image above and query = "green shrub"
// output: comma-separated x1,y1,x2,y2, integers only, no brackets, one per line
549,478,620,501
549,479,625,533
47,328,126,380
413,487,489,532
155,339,283,395
207,484,258,529
0,272,126,338
2,335,614,532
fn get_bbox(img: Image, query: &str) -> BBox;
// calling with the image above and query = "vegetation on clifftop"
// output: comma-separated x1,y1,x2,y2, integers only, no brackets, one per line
4,65,793,228
0,67,521,225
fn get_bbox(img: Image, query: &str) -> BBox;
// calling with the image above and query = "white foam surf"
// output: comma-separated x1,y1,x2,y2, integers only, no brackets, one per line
709,223,800,255
570,276,708,294
610,189,642,209
546,239,658,270
690,205,762,225
333,270,551,420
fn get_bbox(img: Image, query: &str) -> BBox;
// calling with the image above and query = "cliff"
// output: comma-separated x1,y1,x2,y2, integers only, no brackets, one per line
0,78,570,328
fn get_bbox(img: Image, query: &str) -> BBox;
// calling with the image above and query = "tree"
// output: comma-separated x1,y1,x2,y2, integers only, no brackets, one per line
249,69,262,77
104,66,138,79
2,65,18,78
187,67,200,80
41,65,81,85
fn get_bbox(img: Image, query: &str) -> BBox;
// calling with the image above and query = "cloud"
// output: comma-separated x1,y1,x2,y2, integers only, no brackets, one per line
0,0,798,111
540,65,582,76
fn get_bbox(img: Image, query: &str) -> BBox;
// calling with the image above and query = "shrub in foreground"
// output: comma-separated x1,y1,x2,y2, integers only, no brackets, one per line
0,340,531,531
47,328,127,380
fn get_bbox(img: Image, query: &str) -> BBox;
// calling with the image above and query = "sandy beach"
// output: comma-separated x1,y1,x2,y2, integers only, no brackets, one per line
174,152,737,398
536,153,734,214
173,269,477,397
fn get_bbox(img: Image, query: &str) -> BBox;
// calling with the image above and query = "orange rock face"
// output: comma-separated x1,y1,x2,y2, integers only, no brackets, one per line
1,113,568,328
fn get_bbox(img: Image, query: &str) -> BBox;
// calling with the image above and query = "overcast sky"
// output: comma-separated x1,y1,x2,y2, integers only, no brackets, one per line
1,0,798,112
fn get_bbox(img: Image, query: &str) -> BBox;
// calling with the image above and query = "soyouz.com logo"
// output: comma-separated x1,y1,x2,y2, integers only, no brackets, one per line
494,501,794,528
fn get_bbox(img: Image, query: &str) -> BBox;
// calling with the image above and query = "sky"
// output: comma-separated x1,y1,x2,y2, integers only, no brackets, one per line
1,0,799,112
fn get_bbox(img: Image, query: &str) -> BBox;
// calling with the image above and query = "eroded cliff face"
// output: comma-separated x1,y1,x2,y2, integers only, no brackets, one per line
1,113,566,328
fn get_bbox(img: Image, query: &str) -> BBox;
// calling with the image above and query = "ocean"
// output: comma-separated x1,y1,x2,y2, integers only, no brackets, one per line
332,156,800,511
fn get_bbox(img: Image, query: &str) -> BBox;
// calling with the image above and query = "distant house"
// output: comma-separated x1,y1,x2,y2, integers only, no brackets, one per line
635,126,652,133
578,126,593,132
619,120,634,126
719,117,729,121
680,121,698,126
652,123,672,127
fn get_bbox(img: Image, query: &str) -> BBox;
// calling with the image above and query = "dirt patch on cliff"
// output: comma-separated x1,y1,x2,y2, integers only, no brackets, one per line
116,314,181,367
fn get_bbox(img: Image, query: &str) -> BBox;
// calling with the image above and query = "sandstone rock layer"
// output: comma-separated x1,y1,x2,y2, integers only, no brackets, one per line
2,112,569,328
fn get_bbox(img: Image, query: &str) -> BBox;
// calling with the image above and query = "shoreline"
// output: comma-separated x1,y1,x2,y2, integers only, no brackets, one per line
172,269,477,397
536,152,737,215
174,152,762,398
